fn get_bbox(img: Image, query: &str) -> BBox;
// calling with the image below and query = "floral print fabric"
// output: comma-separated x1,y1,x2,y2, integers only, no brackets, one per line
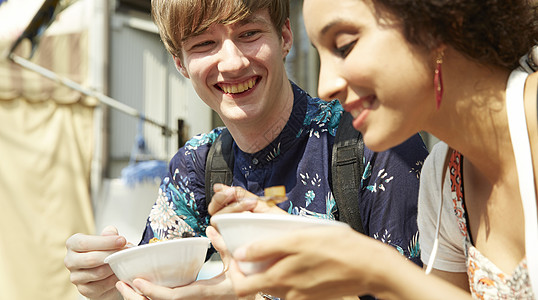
449,150,534,299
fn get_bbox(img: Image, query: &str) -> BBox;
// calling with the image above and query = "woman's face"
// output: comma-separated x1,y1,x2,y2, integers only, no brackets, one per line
303,0,435,151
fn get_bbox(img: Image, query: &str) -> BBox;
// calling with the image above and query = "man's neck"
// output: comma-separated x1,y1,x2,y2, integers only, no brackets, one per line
224,83,295,154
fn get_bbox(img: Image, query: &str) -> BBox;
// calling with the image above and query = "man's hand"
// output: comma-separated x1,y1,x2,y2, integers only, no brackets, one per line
64,226,127,300
116,272,241,300
116,226,251,300
208,184,287,216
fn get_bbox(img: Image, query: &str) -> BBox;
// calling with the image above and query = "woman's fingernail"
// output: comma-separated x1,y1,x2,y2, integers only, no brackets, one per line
115,281,125,292
116,236,127,248
206,226,216,238
133,278,144,288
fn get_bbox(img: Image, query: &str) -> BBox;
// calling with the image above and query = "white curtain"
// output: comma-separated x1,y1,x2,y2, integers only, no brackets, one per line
0,8,96,299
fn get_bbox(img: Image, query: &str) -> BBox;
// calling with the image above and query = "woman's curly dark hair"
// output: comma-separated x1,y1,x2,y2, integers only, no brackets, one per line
371,0,538,69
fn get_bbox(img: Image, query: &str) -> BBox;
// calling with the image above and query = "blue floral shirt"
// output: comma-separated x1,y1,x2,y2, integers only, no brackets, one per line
140,82,428,266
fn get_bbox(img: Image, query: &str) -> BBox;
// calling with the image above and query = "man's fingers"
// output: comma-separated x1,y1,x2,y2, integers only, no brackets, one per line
213,183,225,193
233,186,261,200
135,275,235,300
101,225,119,236
208,185,236,215
66,233,127,252
209,185,258,215
69,263,115,284
65,248,120,269
75,274,119,299
211,199,258,216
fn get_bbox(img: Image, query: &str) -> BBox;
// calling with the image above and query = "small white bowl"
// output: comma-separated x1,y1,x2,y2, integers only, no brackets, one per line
211,213,350,275
104,237,210,292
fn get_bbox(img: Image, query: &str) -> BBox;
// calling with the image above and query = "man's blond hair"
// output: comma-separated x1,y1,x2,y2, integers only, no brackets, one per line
151,0,290,58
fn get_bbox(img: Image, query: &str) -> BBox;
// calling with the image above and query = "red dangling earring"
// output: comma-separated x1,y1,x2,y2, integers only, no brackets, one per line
434,55,444,110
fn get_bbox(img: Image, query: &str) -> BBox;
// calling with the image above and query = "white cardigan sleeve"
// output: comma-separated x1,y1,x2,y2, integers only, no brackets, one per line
417,142,468,272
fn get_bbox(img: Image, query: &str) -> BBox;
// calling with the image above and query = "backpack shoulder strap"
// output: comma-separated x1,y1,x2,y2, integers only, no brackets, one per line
205,128,235,210
205,119,366,234
332,111,366,234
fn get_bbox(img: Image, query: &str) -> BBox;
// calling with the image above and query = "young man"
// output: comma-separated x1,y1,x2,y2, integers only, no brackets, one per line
64,1,428,299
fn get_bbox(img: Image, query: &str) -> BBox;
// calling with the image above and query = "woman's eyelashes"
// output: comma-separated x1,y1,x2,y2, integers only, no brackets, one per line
335,40,357,58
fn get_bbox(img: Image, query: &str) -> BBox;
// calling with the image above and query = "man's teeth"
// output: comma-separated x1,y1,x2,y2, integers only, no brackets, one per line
221,78,256,94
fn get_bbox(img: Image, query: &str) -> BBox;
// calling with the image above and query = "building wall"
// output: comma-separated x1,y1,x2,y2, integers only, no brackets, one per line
107,12,212,177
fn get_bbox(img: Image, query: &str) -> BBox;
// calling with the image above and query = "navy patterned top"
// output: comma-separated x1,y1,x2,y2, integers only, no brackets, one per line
139,82,428,266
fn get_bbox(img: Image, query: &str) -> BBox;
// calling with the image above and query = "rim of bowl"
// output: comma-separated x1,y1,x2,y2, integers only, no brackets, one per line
104,237,211,264
211,213,349,227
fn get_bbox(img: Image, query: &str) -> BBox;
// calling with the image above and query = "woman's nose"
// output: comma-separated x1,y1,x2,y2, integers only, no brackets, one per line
217,40,250,73
317,60,347,103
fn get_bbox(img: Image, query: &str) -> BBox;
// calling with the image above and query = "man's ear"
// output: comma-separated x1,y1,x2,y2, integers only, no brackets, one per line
173,55,190,78
281,18,293,59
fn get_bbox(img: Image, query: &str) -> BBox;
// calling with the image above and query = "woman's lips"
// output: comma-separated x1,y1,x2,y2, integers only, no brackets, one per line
343,94,375,118
343,95,376,129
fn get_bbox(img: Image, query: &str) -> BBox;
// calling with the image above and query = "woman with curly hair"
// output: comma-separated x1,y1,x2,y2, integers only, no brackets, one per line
225,0,538,299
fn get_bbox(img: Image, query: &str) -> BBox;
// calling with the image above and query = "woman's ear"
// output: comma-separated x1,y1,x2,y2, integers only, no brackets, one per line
173,55,190,78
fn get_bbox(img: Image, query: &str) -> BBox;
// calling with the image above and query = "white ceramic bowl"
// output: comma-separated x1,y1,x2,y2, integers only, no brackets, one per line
211,213,350,275
104,237,210,292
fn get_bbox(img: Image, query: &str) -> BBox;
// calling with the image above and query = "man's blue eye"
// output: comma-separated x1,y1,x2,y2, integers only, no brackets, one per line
243,30,260,38
195,41,213,48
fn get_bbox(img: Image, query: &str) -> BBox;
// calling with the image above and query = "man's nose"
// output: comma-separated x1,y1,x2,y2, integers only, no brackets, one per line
217,40,250,73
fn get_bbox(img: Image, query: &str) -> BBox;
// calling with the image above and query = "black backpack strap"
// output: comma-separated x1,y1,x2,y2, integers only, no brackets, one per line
332,111,366,234
205,128,235,210
205,117,365,234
